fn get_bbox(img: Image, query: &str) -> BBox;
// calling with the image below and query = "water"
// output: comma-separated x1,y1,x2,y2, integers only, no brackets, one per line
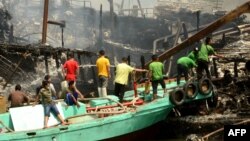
105,118,224,141
106,121,188,141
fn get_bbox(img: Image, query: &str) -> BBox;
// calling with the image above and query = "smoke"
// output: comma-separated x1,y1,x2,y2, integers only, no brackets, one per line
222,0,250,20
222,0,249,11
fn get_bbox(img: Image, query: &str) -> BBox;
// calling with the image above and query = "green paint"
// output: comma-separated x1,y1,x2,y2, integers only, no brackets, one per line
0,80,213,141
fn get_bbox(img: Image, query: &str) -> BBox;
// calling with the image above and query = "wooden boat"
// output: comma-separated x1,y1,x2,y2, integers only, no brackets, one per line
0,79,215,141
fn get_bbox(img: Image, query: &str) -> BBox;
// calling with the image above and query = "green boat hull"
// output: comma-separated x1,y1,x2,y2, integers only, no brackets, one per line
0,80,213,141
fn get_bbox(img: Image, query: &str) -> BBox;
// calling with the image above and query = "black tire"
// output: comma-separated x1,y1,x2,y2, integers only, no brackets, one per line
183,82,198,99
198,78,213,95
170,88,186,106
206,85,218,108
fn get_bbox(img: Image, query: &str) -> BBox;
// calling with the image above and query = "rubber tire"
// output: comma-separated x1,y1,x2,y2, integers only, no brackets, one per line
170,88,186,106
206,85,218,108
183,82,198,99
198,78,213,95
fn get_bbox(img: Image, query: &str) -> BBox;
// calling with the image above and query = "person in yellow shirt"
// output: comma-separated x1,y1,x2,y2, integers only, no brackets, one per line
96,50,110,97
114,57,147,102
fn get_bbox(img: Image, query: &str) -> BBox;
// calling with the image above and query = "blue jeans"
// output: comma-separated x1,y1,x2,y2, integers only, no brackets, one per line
44,103,59,117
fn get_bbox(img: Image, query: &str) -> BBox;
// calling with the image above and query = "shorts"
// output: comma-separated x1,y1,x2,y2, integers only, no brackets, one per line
44,104,60,117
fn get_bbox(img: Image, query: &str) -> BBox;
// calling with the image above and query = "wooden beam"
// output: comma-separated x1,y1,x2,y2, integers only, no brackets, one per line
42,0,49,44
145,1,250,67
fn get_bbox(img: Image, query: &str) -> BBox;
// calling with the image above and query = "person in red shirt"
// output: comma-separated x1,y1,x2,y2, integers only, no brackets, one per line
63,52,79,82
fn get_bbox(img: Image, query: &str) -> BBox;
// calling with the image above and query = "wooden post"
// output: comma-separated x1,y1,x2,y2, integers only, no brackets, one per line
140,55,145,77
77,53,81,65
42,0,49,44
212,58,218,78
45,53,49,74
55,52,59,69
196,10,200,31
98,4,103,48
109,0,114,34
9,24,13,43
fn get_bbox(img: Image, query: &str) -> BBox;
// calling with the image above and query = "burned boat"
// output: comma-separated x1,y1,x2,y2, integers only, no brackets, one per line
0,0,250,140
0,78,215,140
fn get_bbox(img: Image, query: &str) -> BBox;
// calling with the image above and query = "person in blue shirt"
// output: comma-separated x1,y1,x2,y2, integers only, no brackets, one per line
64,81,84,108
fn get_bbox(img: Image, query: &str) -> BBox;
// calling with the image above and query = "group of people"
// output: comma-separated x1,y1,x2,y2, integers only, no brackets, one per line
96,37,222,102
8,52,83,128
176,37,224,85
96,50,166,102
7,36,222,128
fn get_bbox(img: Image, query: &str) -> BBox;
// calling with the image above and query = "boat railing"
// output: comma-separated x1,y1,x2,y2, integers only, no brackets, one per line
63,97,129,122
80,97,126,110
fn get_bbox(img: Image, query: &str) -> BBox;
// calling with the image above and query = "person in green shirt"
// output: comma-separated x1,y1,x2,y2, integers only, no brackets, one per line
187,47,199,63
148,55,167,100
176,57,197,85
197,37,224,80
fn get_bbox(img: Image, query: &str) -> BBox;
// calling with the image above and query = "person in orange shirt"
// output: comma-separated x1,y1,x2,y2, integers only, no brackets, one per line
96,50,110,97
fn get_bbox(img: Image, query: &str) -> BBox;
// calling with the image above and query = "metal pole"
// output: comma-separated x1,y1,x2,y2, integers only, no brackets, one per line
137,0,145,18
42,0,49,44
166,21,182,77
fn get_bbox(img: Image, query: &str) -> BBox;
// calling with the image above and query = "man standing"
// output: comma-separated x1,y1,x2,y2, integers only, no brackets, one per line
36,74,57,103
148,55,167,100
96,50,110,97
176,56,197,85
8,84,30,108
33,80,68,128
197,37,224,80
63,52,79,82
114,57,147,102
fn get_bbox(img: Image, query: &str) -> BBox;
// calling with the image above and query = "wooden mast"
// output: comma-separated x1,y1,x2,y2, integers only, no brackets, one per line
42,0,49,44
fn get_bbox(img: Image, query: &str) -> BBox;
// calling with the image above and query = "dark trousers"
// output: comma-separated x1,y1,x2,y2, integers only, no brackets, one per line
177,64,189,85
197,60,211,80
114,82,126,102
151,79,166,94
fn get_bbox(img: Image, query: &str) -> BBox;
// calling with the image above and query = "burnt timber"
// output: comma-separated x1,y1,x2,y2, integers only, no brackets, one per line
0,42,96,87
145,1,250,66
